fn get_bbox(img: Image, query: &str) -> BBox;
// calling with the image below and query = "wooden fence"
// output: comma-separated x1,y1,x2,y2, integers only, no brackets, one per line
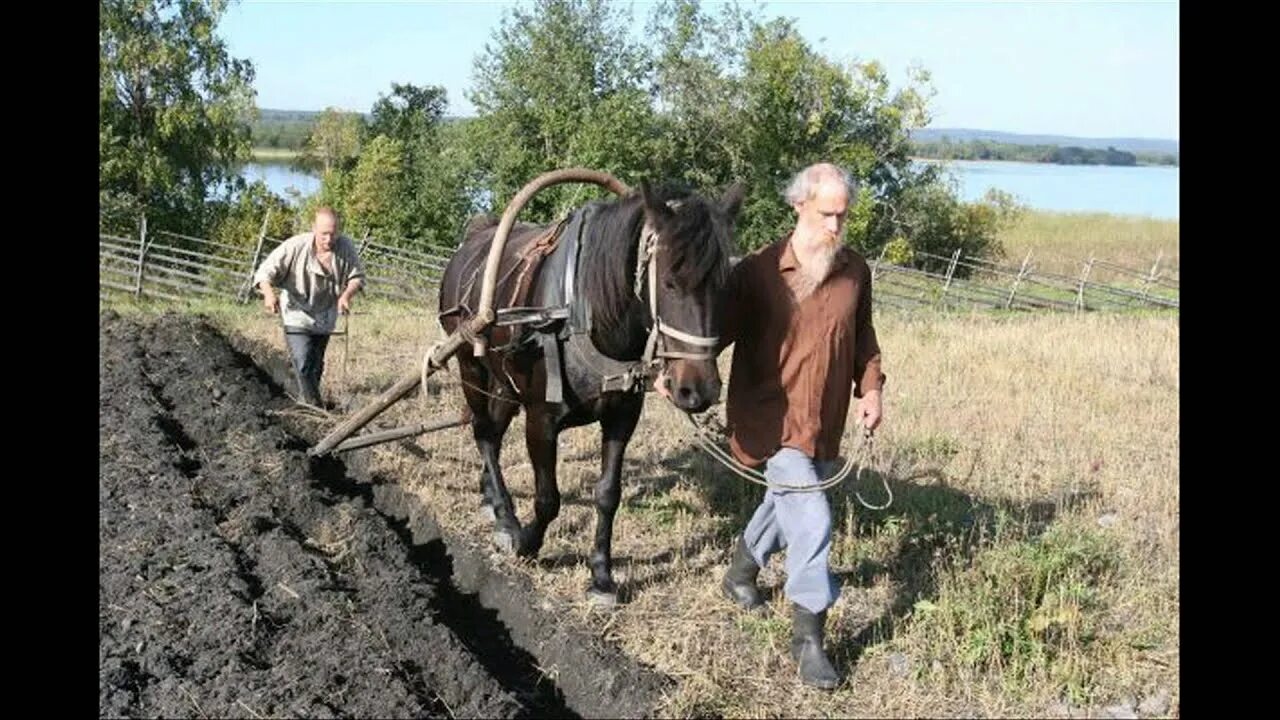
100,216,1178,314
99,216,452,307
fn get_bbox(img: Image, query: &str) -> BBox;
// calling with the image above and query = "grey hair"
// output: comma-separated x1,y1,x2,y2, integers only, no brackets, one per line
782,163,857,204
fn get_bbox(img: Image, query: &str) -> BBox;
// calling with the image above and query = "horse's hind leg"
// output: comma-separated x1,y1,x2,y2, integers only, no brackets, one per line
518,402,561,558
457,357,522,551
588,397,643,605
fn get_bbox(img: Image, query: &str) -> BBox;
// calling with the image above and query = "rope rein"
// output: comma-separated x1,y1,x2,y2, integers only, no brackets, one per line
678,406,893,509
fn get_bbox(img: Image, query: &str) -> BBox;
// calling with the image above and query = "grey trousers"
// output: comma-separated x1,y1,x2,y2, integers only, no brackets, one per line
283,327,331,405
741,447,840,614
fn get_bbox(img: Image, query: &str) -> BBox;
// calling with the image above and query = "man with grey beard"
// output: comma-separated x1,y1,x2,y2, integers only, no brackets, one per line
709,162,885,689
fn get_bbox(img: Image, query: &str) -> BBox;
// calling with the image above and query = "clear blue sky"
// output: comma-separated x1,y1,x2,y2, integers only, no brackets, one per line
220,0,1179,140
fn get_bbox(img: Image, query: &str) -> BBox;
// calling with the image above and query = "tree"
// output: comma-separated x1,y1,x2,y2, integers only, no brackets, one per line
99,0,256,235
307,82,481,249
345,135,409,239
468,0,657,221
646,0,758,190
368,83,447,147
208,180,301,258
367,83,471,247
303,107,363,174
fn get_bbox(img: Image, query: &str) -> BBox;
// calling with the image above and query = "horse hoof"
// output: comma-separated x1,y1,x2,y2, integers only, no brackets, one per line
586,589,618,607
492,530,518,554
477,504,496,522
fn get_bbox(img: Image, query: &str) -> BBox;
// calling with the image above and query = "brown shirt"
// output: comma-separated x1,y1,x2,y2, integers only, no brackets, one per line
719,238,885,466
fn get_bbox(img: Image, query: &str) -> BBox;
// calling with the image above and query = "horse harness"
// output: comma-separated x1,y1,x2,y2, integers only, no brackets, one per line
439,202,719,404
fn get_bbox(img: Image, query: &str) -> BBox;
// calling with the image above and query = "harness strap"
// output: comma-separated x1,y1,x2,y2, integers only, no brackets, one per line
541,332,565,403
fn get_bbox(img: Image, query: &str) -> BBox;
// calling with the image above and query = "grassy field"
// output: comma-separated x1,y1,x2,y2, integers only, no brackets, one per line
249,147,301,162
996,211,1179,280
107,291,1179,718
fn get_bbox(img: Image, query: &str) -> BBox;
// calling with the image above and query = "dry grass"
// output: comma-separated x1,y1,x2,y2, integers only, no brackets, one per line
107,290,1179,717
997,211,1179,280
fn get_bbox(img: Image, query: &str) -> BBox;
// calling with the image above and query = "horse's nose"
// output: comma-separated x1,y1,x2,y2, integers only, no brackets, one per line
676,385,715,413
676,386,701,410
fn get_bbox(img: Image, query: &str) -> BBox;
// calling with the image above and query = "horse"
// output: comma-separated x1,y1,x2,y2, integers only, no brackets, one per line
437,175,744,604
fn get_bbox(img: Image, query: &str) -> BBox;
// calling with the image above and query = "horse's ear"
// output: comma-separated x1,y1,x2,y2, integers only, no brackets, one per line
640,181,675,225
721,182,746,221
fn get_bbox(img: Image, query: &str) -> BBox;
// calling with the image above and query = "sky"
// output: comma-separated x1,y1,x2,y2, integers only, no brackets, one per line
219,0,1179,141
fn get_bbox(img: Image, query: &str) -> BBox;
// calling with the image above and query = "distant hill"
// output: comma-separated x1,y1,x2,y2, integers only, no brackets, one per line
911,128,1178,157
258,108,321,122
254,109,1180,160
257,108,371,121
256,107,469,124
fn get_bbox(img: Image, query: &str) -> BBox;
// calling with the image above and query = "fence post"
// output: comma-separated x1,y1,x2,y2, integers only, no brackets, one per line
871,244,888,280
1139,250,1162,305
1076,255,1095,313
239,209,272,304
134,213,148,298
939,248,961,307
1006,250,1033,309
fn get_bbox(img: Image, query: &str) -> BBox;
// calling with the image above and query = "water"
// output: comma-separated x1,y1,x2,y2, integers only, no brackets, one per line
242,159,1180,219
240,162,321,201
915,159,1179,219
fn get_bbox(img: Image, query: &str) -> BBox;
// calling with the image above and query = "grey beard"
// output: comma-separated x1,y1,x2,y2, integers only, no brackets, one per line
787,243,838,301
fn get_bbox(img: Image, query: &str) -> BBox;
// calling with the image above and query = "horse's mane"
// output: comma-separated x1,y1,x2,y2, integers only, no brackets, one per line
578,185,731,338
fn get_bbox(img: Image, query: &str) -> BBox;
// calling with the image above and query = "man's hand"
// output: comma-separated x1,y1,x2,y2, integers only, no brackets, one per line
653,371,672,400
856,388,882,433
338,280,362,315
262,288,279,315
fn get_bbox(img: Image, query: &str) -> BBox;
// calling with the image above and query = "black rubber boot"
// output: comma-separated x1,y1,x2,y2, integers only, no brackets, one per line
297,376,323,407
720,536,764,611
791,604,840,690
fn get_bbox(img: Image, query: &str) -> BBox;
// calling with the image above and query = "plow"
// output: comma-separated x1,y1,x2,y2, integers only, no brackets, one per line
307,167,631,459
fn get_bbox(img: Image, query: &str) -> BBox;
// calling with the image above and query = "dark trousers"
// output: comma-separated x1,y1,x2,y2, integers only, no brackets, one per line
284,327,331,405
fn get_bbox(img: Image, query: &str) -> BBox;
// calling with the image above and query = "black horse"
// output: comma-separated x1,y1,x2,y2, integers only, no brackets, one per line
438,178,743,603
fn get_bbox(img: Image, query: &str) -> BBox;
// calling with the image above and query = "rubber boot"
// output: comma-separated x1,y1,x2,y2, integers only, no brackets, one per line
720,536,764,611
791,603,840,690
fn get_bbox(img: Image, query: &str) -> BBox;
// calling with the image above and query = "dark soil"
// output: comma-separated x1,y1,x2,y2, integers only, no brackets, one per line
99,311,668,718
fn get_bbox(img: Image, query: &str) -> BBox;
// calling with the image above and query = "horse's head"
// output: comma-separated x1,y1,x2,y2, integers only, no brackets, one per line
639,182,745,413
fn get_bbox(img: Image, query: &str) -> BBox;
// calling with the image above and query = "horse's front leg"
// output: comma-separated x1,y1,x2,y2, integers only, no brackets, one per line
518,402,561,558
588,396,643,605
459,358,522,552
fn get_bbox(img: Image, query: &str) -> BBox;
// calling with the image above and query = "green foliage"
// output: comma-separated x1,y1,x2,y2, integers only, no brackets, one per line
99,0,256,235
208,180,301,253
643,3,983,262
903,522,1122,701
368,83,447,146
881,236,913,265
250,117,313,150
345,135,409,240
101,0,1024,272
467,0,658,221
302,169,353,230
886,183,1023,275
302,107,364,174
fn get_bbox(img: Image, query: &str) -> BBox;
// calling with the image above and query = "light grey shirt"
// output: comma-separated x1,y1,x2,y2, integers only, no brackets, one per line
253,232,365,333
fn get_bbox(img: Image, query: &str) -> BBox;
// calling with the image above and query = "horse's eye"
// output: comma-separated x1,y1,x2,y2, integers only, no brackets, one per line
663,278,677,291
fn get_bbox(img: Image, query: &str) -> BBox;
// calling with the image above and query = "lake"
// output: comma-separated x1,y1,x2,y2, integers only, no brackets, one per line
240,162,322,200
914,159,1178,219
242,159,1180,219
